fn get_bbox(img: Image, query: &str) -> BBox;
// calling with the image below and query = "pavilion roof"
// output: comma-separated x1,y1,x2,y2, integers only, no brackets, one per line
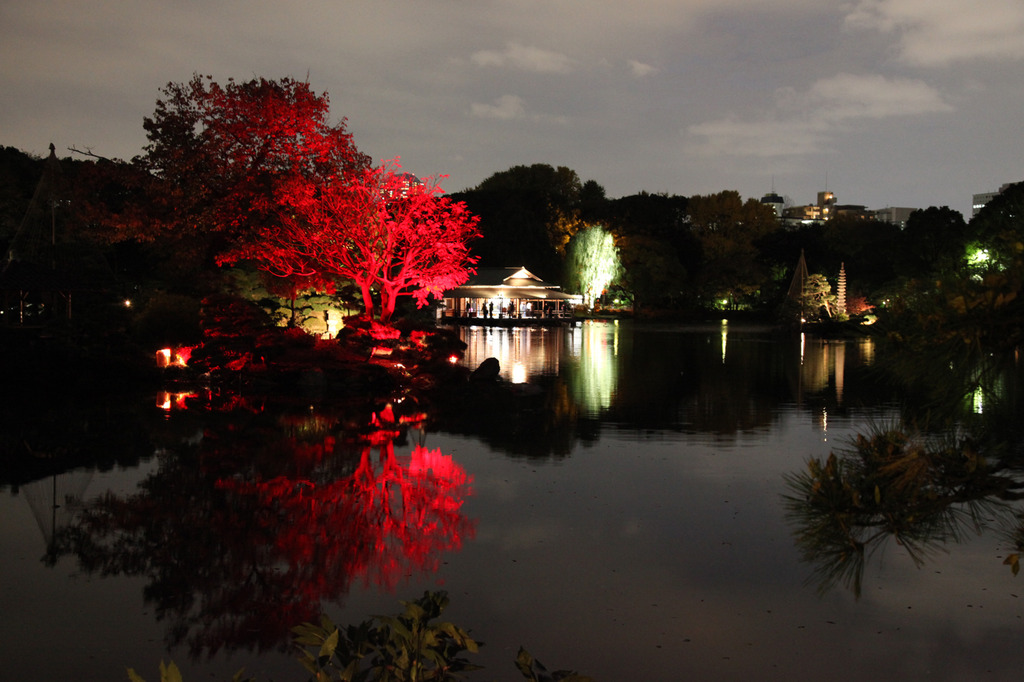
446,266,575,300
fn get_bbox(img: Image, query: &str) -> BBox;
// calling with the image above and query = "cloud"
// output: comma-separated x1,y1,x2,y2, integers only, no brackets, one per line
470,94,527,120
628,59,657,77
470,42,574,73
802,73,953,121
688,73,950,157
844,0,1024,66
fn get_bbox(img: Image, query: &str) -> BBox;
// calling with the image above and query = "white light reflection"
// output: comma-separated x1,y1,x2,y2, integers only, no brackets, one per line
569,323,582,358
574,321,617,413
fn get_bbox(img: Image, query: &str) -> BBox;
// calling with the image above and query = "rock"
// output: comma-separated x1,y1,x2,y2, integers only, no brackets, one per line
470,357,500,382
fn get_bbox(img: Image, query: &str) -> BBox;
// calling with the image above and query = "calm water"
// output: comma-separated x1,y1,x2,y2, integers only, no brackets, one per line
2,320,1023,681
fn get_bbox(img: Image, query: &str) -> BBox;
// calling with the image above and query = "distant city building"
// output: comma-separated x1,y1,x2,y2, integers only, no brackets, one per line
760,191,785,217
875,206,917,228
767,188,922,229
816,191,836,220
781,203,825,227
780,190,843,228
833,204,874,221
973,182,1016,216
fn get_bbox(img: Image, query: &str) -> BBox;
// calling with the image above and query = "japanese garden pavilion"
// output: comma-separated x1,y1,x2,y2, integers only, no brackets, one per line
440,267,578,323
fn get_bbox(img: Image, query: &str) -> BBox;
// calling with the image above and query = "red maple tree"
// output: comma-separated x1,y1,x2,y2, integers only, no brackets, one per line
223,160,480,323
73,75,369,276
142,75,369,239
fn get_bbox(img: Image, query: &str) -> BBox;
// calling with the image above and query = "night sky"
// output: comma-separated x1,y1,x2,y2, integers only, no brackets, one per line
3,0,1022,216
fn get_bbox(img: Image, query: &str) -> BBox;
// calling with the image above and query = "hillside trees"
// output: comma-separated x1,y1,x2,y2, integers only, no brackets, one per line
900,206,968,279
451,164,595,281
604,192,693,311
966,181,1024,274
687,190,780,307
884,182,1024,361
0,146,47,245
820,216,901,300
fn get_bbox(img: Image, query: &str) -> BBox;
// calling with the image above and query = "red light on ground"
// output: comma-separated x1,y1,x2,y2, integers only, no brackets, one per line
156,345,195,368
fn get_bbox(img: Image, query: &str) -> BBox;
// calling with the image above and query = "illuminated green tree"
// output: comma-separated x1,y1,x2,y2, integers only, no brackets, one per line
802,273,836,321
566,226,621,308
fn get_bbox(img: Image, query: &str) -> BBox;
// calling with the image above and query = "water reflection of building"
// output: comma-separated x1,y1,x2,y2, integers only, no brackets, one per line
457,326,562,383
455,321,620,414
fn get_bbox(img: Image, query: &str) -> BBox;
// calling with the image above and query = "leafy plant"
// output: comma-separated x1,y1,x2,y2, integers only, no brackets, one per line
293,591,481,681
128,592,592,682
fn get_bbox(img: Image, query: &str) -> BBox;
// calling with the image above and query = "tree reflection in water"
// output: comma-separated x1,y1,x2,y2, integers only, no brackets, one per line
784,353,1024,598
49,400,474,659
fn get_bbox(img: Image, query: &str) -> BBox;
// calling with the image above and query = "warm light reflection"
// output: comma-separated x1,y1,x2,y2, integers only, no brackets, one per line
860,337,875,365
156,390,196,411
834,343,845,406
511,361,527,384
720,319,728,363
456,326,560,382
795,337,874,406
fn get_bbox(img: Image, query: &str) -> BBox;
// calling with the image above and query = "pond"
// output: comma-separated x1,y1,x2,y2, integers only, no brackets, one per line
2,320,1023,681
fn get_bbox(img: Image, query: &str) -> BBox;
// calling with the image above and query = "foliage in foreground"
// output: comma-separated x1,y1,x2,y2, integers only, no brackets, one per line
128,591,593,682
783,424,1024,598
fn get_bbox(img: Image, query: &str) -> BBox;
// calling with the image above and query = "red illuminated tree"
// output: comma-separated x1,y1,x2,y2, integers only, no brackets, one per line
74,74,371,284
142,75,369,238
223,160,481,323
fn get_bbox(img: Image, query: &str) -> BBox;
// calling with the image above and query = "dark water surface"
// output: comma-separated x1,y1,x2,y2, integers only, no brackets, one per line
3,321,1023,681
